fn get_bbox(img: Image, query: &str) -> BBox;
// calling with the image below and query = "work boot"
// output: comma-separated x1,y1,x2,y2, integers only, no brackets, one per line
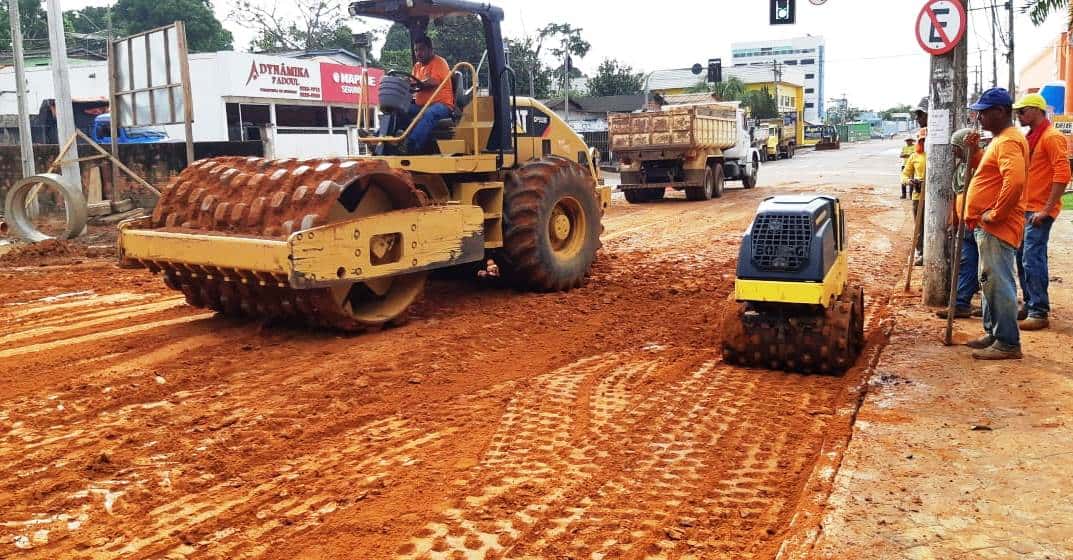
1020,316,1049,331
1017,307,1028,321
936,307,972,319
972,343,1023,360
965,334,995,349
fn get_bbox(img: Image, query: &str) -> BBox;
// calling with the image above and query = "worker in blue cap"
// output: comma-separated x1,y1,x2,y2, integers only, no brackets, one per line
961,88,1029,360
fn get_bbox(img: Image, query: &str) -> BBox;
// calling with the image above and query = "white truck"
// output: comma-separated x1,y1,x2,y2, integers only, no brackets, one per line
609,102,762,203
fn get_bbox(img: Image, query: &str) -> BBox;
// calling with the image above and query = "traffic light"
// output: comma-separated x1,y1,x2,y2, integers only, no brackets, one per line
770,0,795,25
707,58,723,83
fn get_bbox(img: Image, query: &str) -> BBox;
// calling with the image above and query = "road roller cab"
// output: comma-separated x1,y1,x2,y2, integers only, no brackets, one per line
722,195,865,374
117,0,611,331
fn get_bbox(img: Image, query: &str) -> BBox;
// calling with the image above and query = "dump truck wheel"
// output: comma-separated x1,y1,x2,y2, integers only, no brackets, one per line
504,156,602,291
742,155,759,189
711,163,725,198
686,167,715,201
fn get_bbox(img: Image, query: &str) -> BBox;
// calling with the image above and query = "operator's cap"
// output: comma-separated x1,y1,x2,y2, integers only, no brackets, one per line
969,88,1014,111
1013,93,1048,111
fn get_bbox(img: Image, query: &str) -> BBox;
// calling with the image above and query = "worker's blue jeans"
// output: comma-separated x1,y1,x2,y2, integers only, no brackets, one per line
976,228,1021,350
955,228,980,310
1016,212,1055,319
399,102,452,154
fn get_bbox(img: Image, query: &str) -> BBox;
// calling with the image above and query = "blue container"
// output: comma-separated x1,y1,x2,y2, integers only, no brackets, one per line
1039,81,1066,115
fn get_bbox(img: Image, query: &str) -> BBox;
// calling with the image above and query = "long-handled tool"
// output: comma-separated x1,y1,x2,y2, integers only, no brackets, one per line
944,134,978,345
904,181,925,292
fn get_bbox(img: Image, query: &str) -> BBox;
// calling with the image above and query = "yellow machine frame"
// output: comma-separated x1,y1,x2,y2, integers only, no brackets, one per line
734,249,847,306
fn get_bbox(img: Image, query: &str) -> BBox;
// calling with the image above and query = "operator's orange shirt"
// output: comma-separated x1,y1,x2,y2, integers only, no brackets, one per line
413,55,455,110
964,126,1029,248
1025,123,1071,218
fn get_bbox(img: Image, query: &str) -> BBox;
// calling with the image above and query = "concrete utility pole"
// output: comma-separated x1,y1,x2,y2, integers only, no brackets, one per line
922,0,969,307
45,0,83,194
1006,0,1015,96
990,0,998,88
8,0,35,181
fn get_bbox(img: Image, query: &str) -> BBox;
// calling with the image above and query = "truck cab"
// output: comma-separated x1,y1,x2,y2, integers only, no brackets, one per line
91,114,170,144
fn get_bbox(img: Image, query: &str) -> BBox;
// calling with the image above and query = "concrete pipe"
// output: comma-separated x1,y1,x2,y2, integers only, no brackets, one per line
3,173,88,242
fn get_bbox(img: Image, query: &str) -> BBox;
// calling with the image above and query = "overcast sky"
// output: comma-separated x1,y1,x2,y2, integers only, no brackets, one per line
67,0,1069,110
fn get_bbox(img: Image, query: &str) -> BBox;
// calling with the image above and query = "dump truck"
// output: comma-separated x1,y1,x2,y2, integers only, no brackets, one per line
610,102,761,203
115,0,611,331
763,119,796,160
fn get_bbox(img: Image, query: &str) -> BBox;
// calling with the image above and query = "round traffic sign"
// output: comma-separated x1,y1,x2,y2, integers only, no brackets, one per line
916,0,966,56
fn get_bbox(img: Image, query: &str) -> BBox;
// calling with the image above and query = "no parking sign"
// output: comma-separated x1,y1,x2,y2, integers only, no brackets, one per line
915,0,966,56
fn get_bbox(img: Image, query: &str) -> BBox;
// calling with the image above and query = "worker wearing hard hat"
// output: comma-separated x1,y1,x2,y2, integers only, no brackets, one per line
1013,93,1071,331
901,127,928,265
900,137,916,199
937,128,985,320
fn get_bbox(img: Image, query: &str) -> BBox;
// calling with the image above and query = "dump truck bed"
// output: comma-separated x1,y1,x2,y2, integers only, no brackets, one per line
609,104,738,152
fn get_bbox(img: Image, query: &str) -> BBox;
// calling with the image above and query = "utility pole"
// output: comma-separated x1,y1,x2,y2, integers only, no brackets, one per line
922,0,969,307
45,0,83,194
990,0,998,88
563,48,570,123
8,0,35,181
1006,0,1015,96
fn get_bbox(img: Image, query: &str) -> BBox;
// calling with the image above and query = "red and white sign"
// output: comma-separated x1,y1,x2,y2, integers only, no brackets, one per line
226,53,323,101
916,0,966,56
320,63,384,105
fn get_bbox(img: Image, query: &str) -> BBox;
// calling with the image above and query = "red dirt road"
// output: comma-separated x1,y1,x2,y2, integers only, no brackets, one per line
0,149,911,559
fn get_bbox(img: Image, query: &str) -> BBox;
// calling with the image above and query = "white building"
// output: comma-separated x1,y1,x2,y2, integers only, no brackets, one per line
0,51,382,159
731,35,825,123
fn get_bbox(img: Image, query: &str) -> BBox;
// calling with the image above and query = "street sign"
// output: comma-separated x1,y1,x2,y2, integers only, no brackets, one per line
915,0,966,56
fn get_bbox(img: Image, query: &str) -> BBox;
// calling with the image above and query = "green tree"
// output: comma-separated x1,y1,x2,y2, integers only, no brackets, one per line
427,15,484,68
507,37,552,98
880,103,913,121
231,0,367,52
64,6,111,35
116,0,232,52
1026,0,1073,27
741,88,779,119
0,0,49,53
711,77,747,102
585,58,643,97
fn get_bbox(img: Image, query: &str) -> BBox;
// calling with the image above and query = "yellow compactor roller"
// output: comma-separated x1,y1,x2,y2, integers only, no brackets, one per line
722,195,865,373
117,0,610,330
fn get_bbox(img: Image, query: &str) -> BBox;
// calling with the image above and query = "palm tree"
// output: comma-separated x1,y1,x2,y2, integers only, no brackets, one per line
712,77,747,102
1026,0,1073,28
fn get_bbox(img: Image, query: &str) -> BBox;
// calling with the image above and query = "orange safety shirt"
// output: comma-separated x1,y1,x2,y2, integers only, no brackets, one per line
964,126,1029,248
413,55,455,110
1025,123,1071,218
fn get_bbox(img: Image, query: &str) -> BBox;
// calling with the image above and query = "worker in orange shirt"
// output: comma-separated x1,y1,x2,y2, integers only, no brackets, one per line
962,88,1029,360
398,35,455,154
1012,93,1071,331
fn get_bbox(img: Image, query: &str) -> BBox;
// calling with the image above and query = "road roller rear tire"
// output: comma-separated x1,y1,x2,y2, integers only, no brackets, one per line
503,156,602,291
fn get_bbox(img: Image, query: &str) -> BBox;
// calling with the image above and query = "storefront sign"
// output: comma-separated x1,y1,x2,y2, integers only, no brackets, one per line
321,63,383,105
224,53,323,100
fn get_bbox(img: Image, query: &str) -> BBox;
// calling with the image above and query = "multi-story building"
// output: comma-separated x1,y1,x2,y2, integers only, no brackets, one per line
731,35,825,123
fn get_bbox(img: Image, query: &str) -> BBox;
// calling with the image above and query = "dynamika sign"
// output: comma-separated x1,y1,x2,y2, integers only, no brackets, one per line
228,54,322,100
246,61,312,87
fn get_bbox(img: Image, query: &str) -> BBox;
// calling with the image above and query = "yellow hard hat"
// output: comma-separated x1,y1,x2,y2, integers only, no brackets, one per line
1013,93,1047,111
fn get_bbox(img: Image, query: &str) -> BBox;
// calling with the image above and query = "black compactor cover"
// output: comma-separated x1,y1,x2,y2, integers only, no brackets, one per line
736,195,842,283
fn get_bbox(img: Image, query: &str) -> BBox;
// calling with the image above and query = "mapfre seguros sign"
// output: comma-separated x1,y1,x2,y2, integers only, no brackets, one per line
321,63,383,105
226,53,323,100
